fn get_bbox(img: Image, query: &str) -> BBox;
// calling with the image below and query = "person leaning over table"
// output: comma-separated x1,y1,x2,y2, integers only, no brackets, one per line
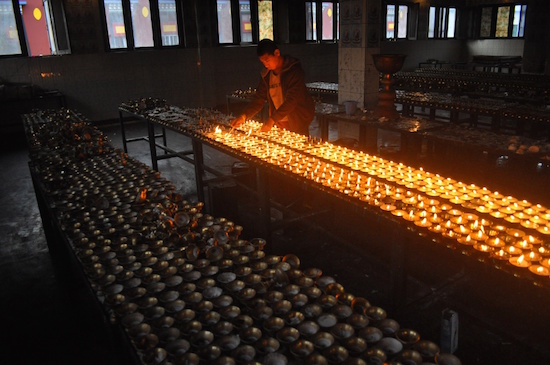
230,38,315,136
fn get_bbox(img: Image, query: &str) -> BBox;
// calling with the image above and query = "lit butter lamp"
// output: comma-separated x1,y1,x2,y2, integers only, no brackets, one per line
509,254,530,268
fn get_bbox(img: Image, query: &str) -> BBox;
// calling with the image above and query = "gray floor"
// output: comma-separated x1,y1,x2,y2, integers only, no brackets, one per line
2,117,550,365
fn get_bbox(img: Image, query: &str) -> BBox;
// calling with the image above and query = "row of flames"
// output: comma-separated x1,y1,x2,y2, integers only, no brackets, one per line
212,121,550,279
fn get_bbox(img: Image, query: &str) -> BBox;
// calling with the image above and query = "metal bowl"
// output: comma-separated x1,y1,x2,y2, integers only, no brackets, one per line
213,294,233,308
273,300,292,315
231,344,256,363
263,316,285,333
290,339,314,358
379,318,400,336
358,326,383,344
255,336,280,355
343,336,367,356
282,254,300,269
351,297,371,314
216,334,240,351
285,310,305,326
192,330,214,348
159,290,179,303
331,322,355,340
396,328,421,346
317,313,338,328
414,340,440,360
435,353,462,365
366,306,387,322
213,321,234,336
399,349,424,365
239,326,262,343
313,331,335,349
366,347,388,365
175,308,196,323
196,344,221,361
302,303,323,318
166,338,190,357
128,323,151,338
152,315,175,329
347,313,369,329
276,327,300,344
121,312,144,328
323,345,349,363
298,320,320,337
200,310,220,326
377,337,403,356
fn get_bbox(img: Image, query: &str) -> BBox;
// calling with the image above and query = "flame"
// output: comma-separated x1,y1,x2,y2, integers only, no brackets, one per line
517,255,525,264
215,126,222,134
247,128,253,137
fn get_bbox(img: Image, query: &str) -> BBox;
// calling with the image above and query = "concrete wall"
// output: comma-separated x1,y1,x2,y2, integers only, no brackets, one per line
380,38,525,72
0,43,338,122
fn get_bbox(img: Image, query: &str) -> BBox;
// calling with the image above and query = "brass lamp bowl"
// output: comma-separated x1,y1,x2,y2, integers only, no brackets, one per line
372,54,406,74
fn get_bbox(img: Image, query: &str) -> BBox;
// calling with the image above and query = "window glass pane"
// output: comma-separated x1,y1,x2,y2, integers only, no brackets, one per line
336,3,339,39
480,7,492,38
438,9,447,37
386,5,395,39
512,5,521,37
512,4,527,38
217,0,233,43
105,0,127,49
258,0,273,40
495,6,509,38
306,2,316,41
239,0,251,43
322,2,333,40
130,0,154,47
159,0,178,46
397,5,407,39
428,6,435,38
447,8,456,38
20,0,52,56
519,5,526,37
0,1,22,55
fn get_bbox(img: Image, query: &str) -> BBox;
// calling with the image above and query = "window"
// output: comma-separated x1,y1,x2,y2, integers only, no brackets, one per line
104,0,127,49
258,0,273,40
239,0,252,43
306,1,338,42
385,4,408,40
479,4,527,39
512,4,526,37
217,0,274,44
217,0,233,44
1,0,70,57
0,1,22,56
321,2,333,40
159,0,178,46
306,2,316,41
101,0,180,50
428,6,456,39
130,0,154,47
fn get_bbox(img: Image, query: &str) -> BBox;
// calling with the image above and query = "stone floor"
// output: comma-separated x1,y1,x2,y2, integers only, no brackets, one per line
2,117,550,365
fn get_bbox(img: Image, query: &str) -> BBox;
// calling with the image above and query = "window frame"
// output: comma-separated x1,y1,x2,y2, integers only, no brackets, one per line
478,3,527,39
216,0,263,45
305,1,338,43
383,2,410,41
1,0,70,58
99,0,183,51
427,6,457,39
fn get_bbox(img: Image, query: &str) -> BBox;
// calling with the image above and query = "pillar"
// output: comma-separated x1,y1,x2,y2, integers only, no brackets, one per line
337,0,381,140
